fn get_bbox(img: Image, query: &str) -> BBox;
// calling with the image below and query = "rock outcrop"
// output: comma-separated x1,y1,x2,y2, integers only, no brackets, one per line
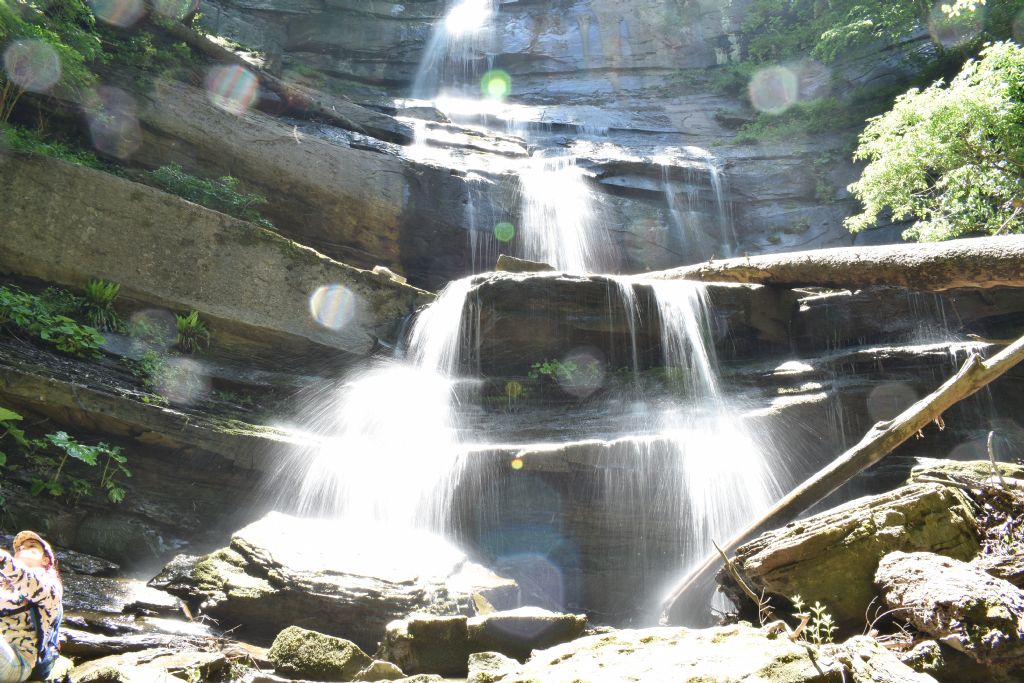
149,513,518,651
378,607,588,676
0,154,432,367
463,624,937,683
722,484,980,630
876,551,1024,668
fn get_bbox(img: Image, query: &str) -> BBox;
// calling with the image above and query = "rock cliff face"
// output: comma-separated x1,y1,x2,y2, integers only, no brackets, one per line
186,0,922,287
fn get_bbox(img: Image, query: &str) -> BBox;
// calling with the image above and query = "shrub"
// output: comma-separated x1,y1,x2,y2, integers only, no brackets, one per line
0,406,130,504
145,164,275,229
846,41,1024,240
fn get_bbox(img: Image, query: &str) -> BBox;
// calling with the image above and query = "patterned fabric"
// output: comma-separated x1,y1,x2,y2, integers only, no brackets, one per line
0,635,29,683
0,553,62,670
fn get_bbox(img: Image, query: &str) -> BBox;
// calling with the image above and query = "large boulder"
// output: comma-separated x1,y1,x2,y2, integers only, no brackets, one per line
723,484,981,630
465,624,936,683
378,607,587,676
267,626,374,681
149,512,518,651
875,551,1024,669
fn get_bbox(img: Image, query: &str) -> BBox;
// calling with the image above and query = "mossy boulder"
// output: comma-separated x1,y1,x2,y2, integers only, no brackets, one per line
724,483,980,631
876,551,1024,669
267,626,373,681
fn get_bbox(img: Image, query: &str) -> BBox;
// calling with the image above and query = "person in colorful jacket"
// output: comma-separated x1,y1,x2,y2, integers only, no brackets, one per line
0,532,62,683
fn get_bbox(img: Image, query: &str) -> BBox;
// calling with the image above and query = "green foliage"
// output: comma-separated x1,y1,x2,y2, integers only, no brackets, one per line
733,96,873,143
0,284,105,356
740,0,1023,65
846,41,1024,240
82,278,123,332
790,594,837,646
175,309,209,353
0,0,100,121
0,406,130,504
1,125,108,168
145,164,275,229
528,359,578,383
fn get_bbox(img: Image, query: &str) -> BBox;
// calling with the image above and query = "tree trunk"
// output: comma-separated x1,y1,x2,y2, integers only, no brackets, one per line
660,332,1024,625
649,236,1024,292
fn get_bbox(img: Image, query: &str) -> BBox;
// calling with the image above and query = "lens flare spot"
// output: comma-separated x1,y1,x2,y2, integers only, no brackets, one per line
128,309,177,351
494,221,516,242
151,0,197,19
89,0,145,27
86,86,142,159
310,284,357,330
557,347,606,399
3,40,61,94
510,457,524,471
480,69,511,99
155,357,210,406
1015,9,1024,43
929,1,984,48
748,65,799,115
867,382,918,423
204,65,259,116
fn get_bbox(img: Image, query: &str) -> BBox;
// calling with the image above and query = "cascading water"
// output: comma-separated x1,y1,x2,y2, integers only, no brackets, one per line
519,152,611,273
660,147,737,262
646,280,781,593
290,277,475,531
411,0,495,99
284,0,781,626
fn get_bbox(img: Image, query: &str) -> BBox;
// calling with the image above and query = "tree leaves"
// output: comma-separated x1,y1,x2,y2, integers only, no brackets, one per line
846,42,1024,240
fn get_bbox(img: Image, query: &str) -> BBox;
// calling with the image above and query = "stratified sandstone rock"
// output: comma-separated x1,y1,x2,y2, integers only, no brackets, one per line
0,154,431,366
149,513,517,651
725,484,980,630
875,551,1024,668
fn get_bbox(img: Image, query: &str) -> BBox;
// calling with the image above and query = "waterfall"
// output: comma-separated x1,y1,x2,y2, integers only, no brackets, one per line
660,148,736,262
411,0,495,99
644,279,780,610
290,277,476,531
519,152,611,273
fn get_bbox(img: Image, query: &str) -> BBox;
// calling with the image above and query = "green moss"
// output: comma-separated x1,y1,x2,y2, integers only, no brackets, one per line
268,626,373,681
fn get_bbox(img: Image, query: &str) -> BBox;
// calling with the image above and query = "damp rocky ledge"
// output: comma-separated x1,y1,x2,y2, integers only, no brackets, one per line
26,457,1022,683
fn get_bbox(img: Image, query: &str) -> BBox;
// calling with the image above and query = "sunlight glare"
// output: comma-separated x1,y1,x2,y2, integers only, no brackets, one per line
444,0,493,36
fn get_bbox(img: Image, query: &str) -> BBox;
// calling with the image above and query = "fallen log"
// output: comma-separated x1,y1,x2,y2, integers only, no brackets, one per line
648,235,1024,292
660,331,1024,625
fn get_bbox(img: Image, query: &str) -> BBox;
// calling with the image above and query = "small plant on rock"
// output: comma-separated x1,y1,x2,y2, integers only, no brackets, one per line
82,278,123,332
176,310,209,354
791,594,837,645
0,284,106,357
